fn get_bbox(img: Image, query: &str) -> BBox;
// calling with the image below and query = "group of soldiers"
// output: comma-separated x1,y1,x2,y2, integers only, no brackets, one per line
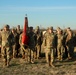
0,25,42,67
42,27,76,67
0,24,76,68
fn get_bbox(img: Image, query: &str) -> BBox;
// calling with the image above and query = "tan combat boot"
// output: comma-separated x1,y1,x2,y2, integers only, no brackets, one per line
49,62,55,68
7,61,10,67
22,54,25,59
31,59,34,64
3,60,7,68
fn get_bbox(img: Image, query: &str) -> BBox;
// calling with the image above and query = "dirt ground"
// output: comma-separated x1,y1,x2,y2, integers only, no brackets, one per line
0,47,76,75
0,56,76,75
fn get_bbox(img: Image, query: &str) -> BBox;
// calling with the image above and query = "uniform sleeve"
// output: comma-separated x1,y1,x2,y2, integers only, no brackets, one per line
54,34,57,48
0,31,2,46
10,33,15,45
19,34,22,46
42,33,46,46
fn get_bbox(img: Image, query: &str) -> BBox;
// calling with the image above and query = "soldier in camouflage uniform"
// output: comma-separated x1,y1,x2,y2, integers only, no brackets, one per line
0,29,2,58
57,29,64,61
16,25,22,57
34,26,42,59
19,33,30,62
11,28,19,58
16,25,22,35
1,25,14,67
66,29,74,60
42,27,56,67
28,27,36,63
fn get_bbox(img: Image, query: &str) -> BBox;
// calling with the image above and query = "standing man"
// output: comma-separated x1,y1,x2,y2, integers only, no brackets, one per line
16,25,22,35
28,27,36,63
34,26,42,59
1,25,14,67
0,29,2,58
16,25,22,57
66,29,74,60
42,27,56,67
56,29,64,61
11,28,19,58
19,32,30,62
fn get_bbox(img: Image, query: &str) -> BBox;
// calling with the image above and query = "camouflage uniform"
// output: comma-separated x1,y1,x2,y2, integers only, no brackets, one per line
16,25,22,35
1,25,14,67
34,26,42,59
66,30,74,59
28,27,35,63
11,28,19,58
19,33,30,62
0,30,2,58
57,29,64,61
42,27,56,67
16,25,22,57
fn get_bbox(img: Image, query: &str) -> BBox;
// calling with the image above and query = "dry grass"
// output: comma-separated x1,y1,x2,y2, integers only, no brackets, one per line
0,57,76,75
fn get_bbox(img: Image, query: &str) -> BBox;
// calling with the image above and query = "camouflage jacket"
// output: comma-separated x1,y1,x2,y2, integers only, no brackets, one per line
43,32,56,49
1,30,14,47
57,34,64,46
28,31,35,48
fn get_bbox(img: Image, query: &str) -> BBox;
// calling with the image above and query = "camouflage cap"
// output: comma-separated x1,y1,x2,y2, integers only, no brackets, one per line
49,26,53,30
12,27,16,31
67,27,70,29
59,29,62,32
67,27,71,31
57,27,61,30
4,24,9,28
35,26,39,30
30,26,33,30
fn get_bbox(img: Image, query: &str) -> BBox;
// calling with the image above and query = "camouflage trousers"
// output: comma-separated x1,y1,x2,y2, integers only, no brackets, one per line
1,46,12,66
45,47,54,65
66,45,74,58
12,45,17,58
29,46,36,63
57,45,64,60
0,47,1,58
35,45,41,59
21,45,30,62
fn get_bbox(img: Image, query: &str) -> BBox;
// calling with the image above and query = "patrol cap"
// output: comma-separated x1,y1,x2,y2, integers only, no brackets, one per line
17,25,20,27
30,26,33,30
12,27,16,31
49,26,53,30
35,26,39,30
4,24,10,28
59,29,62,32
57,27,61,30
67,27,71,31
67,27,70,29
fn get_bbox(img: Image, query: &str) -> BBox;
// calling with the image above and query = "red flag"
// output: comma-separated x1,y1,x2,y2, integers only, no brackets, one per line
23,16,28,32
22,15,28,45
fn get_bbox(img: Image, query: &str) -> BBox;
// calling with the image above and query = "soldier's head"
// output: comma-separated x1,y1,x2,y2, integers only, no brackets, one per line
56,27,61,32
29,26,33,32
4,24,10,31
17,25,20,30
12,27,16,33
68,29,72,36
66,27,71,31
66,27,71,34
57,29,63,34
35,26,40,33
48,26,53,33
36,26,39,30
